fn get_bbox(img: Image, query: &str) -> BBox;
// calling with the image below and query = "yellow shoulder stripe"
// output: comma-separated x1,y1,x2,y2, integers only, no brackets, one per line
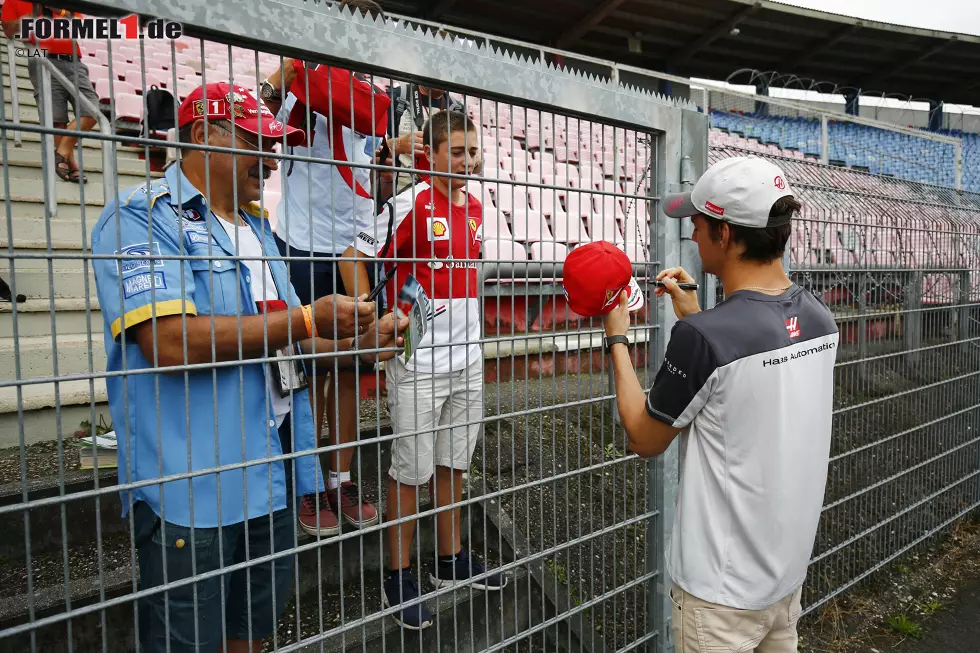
110,299,197,340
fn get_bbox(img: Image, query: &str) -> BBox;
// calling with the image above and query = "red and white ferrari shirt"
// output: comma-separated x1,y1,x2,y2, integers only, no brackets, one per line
355,182,483,374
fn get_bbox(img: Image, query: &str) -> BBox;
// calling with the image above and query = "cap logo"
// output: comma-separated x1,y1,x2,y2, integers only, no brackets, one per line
603,287,626,308
667,197,684,212
225,91,246,104
704,200,725,216
774,176,786,190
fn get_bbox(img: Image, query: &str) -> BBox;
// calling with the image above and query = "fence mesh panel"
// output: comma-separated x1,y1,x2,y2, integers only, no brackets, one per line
0,5,677,651
711,144,980,613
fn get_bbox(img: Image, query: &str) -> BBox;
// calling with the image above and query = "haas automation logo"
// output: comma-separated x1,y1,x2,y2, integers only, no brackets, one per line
785,316,800,339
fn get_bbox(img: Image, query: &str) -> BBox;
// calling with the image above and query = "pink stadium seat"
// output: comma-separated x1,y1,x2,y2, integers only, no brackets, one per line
563,192,592,219
586,209,625,244
86,64,110,87
482,208,514,241
95,78,137,101
551,209,588,244
579,165,603,190
114,93,144,121
493,185,528,216
510,208,554,243
511,169,541,186
527,187,558,217
622,240,650,265
622,216,648,244
594,194,626,221
530,242,569,263
483,239,528,263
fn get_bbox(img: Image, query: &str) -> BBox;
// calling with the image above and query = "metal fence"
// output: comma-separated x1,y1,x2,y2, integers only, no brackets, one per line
0,1,708,651
709,145,980,614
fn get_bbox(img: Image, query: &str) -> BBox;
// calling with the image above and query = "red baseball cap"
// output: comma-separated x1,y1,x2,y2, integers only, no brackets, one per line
177,82,305,147
561,241,645,317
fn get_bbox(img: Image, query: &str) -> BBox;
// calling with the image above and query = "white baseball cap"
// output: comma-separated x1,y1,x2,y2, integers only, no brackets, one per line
662,156,795,228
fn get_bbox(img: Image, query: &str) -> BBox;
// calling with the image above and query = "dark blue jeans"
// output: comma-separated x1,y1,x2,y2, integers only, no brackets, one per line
133,425,297,651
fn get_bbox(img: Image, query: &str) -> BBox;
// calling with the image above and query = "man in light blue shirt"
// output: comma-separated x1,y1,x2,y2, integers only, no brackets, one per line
92,82,404,653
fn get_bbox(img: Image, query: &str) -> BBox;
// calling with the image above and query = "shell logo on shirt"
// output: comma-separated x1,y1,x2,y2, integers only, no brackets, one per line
428,217,450,241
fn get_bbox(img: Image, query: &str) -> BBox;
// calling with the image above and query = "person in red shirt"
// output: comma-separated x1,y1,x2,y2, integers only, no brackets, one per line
2,2,100,183
344,110,505,630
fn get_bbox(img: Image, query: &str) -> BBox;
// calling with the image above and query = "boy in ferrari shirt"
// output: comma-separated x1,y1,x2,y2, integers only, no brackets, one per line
343,109,505,629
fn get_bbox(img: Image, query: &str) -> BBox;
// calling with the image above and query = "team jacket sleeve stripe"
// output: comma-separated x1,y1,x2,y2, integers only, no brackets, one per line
646,321,720,428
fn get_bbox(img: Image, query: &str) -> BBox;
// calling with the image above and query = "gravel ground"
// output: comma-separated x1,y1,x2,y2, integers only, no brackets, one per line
474,368,654,651
0,531,133,600
798,519,980,652
0,439,81,485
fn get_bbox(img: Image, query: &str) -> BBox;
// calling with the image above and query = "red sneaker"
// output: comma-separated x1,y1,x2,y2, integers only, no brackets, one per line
327,481,379,528
298,493,340,537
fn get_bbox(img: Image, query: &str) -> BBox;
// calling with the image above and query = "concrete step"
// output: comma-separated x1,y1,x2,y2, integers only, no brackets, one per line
0,255,97,299
3,101,42,126
0,298,101,339
1,174,108,206
0,215,99,250
0,333,106,380
3,163,161,191
7,128,148,159
0,379,109,447
0,200,107,223
3,141,164,177
0,84,36,108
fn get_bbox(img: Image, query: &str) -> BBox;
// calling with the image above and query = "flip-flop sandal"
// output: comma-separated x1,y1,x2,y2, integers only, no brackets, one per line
69,163,88,184
54,152,74,182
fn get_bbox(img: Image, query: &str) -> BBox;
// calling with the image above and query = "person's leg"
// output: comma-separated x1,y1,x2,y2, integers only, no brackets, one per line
383,359,441,629
276,236,339,538
57,59,100,176
325,263,378,527
133,501,228,653
432,465,464,557
223,504,296,653
668,582,772,653
755,586,802,653
429,360,505,591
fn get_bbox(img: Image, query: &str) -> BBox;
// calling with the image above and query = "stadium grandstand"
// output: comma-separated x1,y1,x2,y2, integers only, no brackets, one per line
0,0,978,652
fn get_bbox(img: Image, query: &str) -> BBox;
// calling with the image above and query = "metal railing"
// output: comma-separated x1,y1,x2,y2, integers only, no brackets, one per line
0,1,704,651
36,53,117,219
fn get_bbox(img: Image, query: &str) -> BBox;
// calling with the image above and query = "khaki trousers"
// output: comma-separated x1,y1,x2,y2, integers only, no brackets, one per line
670,583,803,653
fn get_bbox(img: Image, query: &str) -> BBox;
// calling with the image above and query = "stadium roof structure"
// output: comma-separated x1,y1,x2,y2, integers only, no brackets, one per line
385,0,980,107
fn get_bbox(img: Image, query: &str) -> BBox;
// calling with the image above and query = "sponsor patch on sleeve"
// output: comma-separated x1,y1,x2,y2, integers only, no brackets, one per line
115,242,163,274
122,272,167,299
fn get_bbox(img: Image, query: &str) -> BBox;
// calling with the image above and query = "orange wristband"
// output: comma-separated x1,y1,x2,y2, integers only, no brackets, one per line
301,304,316,339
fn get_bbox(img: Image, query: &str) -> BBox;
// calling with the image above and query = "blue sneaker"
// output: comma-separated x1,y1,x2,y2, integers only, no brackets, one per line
430,549,507,591
382,569,434,630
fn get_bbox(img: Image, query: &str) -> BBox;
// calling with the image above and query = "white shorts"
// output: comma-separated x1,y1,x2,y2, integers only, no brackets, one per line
386,357,484,486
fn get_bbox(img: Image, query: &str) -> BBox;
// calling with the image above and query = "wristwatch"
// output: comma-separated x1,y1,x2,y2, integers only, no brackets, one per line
603,335,630,352
260,80,282,102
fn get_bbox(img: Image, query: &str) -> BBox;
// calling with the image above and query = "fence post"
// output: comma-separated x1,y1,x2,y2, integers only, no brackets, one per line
4,43,23,148
820,114,829,165
904,271,923,366
958,270,971,349
38,62,58,218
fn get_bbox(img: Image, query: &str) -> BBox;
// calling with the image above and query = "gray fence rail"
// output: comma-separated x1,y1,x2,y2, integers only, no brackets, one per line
0,1,708,651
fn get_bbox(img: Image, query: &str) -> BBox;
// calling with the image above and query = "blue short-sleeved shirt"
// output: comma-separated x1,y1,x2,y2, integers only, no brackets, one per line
91,163,324,528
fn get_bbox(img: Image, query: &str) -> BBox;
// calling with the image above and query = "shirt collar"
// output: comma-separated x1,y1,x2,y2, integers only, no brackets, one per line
163,162,206,208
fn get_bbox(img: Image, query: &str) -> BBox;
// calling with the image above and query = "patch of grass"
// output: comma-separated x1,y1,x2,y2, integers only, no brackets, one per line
896,563,910,575
887,614,924,638
922,600,943,616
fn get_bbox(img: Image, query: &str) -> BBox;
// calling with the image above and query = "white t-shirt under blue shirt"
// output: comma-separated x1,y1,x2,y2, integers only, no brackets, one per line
215,216,293,428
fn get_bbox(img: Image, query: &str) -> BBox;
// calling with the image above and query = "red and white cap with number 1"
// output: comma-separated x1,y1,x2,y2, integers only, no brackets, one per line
177,82,305,147
662,155,795,228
